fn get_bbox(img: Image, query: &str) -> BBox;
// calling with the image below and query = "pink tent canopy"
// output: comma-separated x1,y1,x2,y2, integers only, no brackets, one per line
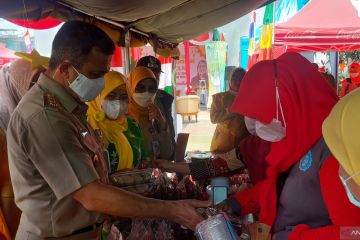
274,0,360,52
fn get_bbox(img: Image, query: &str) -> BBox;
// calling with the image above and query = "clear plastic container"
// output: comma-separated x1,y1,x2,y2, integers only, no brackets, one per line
195,213,238,240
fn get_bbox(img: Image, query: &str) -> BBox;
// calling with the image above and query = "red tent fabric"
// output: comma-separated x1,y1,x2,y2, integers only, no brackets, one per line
274,0,360,52
0,45,19,67
8,17,62,30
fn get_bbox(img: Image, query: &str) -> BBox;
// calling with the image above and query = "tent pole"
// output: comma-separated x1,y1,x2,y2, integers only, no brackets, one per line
172,60,178,136
335,51,339,95
184,41,191,94
122,47,130,75
122,31,131,75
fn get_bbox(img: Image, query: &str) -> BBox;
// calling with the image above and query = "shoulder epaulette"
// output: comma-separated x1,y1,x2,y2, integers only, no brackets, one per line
44,92,60,109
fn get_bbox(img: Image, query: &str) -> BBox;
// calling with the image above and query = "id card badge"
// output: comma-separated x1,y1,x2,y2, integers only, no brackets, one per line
152,140,160,159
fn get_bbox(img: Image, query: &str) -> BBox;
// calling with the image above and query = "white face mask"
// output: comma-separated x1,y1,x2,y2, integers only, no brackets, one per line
69,66,104,102
102,99,128,120
245,116,286,142
244,65,286,142
339,172,360,208
255,119,286,142
132,92,156,108
255,80,286,142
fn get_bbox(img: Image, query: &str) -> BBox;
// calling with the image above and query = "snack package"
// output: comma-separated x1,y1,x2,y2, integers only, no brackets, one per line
110,169,154,188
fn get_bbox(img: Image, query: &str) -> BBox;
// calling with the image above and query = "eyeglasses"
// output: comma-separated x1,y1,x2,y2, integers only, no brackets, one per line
106,92,129,101
135,84,158,93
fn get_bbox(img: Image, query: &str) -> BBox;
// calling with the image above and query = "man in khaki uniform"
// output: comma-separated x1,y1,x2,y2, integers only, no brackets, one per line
7,21,208,240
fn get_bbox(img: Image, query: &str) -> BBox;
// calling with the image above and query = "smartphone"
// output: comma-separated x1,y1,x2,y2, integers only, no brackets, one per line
212,186,228,205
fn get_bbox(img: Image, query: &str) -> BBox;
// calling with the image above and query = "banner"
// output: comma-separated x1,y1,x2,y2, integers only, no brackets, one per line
205,41,227,108
175,43,207,96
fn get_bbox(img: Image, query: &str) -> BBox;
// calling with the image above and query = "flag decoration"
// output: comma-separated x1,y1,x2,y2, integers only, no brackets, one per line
131,48,142,62
189,32,213,45
247,11,257,69
259,2,275,61
23,29,32,52
130,47,174,94
158,56,174,95
110,45,123,68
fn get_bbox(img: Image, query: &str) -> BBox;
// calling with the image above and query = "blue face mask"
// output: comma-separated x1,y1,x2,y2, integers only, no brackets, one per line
339,175,360,208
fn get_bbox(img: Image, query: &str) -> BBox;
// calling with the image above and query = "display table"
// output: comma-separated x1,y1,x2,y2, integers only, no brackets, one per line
108,151,251,239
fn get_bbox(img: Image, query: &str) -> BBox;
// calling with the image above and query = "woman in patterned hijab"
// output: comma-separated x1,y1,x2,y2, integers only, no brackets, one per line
0,59,45,130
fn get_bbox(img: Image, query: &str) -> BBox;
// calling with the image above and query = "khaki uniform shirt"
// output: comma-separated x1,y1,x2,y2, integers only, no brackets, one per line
7,73,108,239
140,118,175,161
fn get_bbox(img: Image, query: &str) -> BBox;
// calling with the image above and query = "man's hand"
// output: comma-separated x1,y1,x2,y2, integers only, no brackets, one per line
148,104,166,125
168,199,211,230
73,181,206,229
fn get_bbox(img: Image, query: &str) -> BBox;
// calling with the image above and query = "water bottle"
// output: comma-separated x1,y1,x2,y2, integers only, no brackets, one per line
195,213,238,240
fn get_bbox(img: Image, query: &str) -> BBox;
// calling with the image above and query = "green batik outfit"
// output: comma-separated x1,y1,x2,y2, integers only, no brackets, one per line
124,117,148,168
107,117,148,172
